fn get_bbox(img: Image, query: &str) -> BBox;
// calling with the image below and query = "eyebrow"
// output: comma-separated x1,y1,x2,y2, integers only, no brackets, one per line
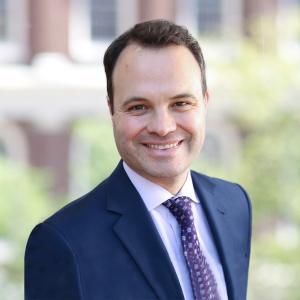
170,93,198,100
121,93,198,108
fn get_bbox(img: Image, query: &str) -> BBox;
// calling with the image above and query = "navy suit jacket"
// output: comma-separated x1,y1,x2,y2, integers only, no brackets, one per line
25,161,252,300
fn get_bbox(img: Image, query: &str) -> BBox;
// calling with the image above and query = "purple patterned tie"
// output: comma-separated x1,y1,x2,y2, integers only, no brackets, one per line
163,196,220,300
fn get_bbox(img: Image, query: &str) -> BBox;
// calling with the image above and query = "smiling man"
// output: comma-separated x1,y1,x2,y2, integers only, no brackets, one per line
25,20,252,300
111,43,207,194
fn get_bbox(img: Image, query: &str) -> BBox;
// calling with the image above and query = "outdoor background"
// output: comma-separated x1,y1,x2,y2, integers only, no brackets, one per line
0,0,299,299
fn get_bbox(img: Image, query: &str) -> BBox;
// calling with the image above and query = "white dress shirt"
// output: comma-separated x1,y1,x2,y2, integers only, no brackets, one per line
123,162,228,300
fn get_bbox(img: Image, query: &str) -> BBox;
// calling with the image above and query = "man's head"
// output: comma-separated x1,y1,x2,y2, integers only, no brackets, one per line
104,20,209,193
104,19,207,114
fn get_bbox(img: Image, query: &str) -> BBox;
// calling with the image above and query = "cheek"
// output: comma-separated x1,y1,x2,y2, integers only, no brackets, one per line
179,112,204,134
114,116,146,141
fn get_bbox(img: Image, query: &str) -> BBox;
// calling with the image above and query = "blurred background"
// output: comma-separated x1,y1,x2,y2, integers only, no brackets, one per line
0,0,299,299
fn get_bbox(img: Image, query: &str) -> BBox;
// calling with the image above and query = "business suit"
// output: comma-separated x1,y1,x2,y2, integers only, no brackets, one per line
25,161,251,300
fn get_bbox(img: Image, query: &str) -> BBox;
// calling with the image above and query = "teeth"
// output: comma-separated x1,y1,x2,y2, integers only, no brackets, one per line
147,142,179,150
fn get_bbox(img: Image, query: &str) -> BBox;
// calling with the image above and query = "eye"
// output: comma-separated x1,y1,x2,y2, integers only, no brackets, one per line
173,101,188,107
126,104,148,115
128,104,147,111
172,101,192,110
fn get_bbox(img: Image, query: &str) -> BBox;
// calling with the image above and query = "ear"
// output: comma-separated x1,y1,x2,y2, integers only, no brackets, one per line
204,90,210,106
203,90,210,114
107,97,113,115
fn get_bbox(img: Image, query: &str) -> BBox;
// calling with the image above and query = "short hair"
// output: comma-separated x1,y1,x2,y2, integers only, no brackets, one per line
103,19,207,113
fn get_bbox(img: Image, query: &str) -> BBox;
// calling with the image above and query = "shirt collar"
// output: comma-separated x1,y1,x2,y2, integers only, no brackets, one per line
123,162,199,212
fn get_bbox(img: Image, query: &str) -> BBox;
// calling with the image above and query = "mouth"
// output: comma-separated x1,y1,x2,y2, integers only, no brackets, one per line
143,140,183,150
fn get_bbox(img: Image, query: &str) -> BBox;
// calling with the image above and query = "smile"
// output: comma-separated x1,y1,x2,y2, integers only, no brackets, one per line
144,141,182,150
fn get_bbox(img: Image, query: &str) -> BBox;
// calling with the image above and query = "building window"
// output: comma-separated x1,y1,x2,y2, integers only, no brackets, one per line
197,0,222,34
70,0,139,61
70,0,123,62
0,0,28,62
90,0,116,40
0,0,6,40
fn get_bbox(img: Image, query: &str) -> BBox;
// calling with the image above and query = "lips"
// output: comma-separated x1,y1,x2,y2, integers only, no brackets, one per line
143,140,183,150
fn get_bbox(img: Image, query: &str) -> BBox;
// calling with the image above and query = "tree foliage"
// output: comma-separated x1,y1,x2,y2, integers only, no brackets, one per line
0,158,58,299
212,43,300,299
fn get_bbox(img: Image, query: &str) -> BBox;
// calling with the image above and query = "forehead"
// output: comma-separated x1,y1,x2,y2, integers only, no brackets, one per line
112,44,202,87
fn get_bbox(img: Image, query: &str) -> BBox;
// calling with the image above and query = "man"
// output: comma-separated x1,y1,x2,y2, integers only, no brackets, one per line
25,20,251,300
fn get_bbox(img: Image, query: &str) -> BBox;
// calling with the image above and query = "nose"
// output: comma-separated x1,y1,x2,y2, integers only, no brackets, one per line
146,109,176,136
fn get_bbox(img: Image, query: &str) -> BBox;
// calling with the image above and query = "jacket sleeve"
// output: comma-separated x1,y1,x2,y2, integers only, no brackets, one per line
25,222,83,300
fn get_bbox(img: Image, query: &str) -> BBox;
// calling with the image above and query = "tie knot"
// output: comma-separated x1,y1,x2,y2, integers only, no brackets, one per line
163,196,194,225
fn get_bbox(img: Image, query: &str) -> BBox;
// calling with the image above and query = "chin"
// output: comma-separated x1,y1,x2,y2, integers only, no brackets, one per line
142,164,188,180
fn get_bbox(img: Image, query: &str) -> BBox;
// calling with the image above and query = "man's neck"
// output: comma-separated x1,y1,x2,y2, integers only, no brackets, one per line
145,174,188,195
123,162,189,195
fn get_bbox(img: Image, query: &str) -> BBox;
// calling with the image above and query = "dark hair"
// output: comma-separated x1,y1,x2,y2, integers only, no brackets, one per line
103,19,207,113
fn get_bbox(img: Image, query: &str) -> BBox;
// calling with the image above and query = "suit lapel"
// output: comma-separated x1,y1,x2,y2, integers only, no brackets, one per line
191,172,238,300
106,162,184,300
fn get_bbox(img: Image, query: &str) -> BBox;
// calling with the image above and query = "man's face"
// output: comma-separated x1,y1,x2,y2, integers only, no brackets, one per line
110,43,208,188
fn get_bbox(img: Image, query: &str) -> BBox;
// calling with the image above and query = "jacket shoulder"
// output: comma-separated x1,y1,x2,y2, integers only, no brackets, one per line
191,170,251,205
46,177,110,226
